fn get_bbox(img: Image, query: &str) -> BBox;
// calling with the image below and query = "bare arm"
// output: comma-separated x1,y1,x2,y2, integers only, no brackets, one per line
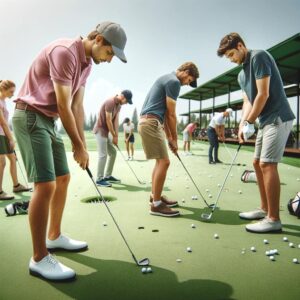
0,110,15,149
71,86,86,148
215,124,225,140
53,82,89,169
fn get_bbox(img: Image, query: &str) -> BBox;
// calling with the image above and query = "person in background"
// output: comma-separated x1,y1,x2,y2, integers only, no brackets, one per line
93,90,133,187
182,122,199,155
123,117,135,160
0,80,31,201
207,108,233,164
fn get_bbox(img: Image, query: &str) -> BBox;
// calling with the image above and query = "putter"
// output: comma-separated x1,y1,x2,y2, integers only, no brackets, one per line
86,167,150,266
175,153,210,208
201,144,242,220
14,150,31,190
115,145,146,185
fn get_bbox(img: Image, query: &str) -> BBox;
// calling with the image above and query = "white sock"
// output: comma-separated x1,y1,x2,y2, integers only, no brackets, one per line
153,200,162,207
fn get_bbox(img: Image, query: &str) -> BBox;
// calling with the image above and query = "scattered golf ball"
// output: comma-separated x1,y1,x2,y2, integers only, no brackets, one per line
241,251,245,254
176,258,182,263
214,233,219,239
273,249,278,254
191,224,196,228
297,178,300,181
208,194,212,198
146,267,152,273
193,195,198,200
182,198,185,203
141,267,147,274
230,174,233,177
205,189,209,192
102,222,107,226
292,258,298,264
265,251,270,256
283,237,288,242
263,239,269,244
187,247,192,252
289,242,294,248
238,190,242,194
298,244,300,249
269,250,276,255
269,256,275,261
217,184,221,187
250,246,256,252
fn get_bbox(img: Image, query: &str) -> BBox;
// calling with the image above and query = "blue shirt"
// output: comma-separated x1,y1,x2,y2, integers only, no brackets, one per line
140,72,181,123
238,50,295,128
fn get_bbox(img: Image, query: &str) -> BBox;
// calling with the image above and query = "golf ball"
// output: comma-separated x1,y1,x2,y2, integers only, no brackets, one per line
263,239,269,244
191,224,196,228
273,249,278,254
250,247,256,252
205,189,209,192
187,247,192,252
297,178,300,181
102,222,107,226
176,258,182,263
193,195,198,200
230,174,233,177
265,251,270,256
289,242,294,248
141,267,147,274
217,184,221,187
292,258,298,264
214,233,219,239
241,251,245,254
146,267,152,273
182,199,185,203
238,190,242,194
269,256,275,261
208,194,212,198
269,250,276,255
298,244,300,249
283,237,288,242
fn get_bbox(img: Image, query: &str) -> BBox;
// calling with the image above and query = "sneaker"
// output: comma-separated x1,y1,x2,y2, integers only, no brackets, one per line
104,175,121,184
126,156,131,161
215,159,223,163
96,179,112,187
0,191,14,200
245,217,282,233
239,208,267,220
149,195,178,208
209,161,216,164
187,152,193,156
46,234,88,252
150,202,180,217
29,254,76,282
13,183,31,193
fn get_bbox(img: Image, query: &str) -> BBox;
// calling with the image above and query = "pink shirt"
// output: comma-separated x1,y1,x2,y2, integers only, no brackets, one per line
184,123,197,134
0,99,9,136
93,97,121,138
15,38,92,118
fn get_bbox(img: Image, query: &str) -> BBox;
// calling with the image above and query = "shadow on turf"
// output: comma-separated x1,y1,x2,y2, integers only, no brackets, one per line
49,253,235,300
0,194,31,208
112,183,166,193
180,206,249,225
282,224,300,238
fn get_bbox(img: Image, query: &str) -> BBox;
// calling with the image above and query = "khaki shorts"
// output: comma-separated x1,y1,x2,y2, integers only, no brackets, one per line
12,109,69,183
183,131,191,142
138,118,168,159
254,117,293,163
0,135,14,155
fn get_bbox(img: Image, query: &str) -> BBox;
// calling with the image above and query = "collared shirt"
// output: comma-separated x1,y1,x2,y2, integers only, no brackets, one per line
15,37,92,118
238,49,295,128
93,97,121,138
209,113,226,128
140,72,181,123
184,123,197,134
0,99,9,136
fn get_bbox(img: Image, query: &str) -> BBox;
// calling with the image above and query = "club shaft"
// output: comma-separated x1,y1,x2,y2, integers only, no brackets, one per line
86,168,139,265
223,142,234,160
176,154,210,208
14,151,29,187
211,144,242,212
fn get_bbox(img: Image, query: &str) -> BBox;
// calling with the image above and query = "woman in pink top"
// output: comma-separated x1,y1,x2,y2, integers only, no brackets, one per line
182,122,199,155
0,80,30,200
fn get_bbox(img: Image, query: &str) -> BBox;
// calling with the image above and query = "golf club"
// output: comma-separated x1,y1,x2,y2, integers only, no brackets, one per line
175,153,210,208
223,142,234,160
201,144,242,220
14,150,30,189
115,145,146,185
86,167,150,267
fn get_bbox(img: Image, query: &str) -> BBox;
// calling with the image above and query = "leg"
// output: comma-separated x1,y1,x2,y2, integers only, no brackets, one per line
125,140,130,157
48,174,70,240
130,143,134,158
187,141,191,152
253,159,268,212
95,133,108,180
207,128,214,162
0,155,6,191
214,137,219,161
105,136,117,177
152,158,170,201
6,153,18,186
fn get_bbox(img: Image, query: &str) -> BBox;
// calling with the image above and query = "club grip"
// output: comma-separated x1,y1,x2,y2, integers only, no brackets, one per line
86,167,93,179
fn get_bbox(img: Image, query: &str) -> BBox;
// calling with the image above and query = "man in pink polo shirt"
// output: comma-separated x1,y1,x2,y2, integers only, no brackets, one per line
12,21,128,282
182,122,199,155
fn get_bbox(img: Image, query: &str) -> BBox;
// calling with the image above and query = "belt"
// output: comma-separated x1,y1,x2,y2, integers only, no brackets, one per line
140,114,162,123
15,102,42,114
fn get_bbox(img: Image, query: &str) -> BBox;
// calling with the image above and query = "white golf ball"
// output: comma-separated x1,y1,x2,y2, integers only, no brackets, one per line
193,195,198,200
298,244,300,249
176,258,182,263
146,267,152,273
208,194,212,198
265,251,270,256
292,258,298,264
141,267,147,274
230,174,233,177
182,199,185,203
283,237,288,242
273,249,278,254
187,247,192,252
205,189,209,192
238,190,242,194
241,251,245,254
102,222,107,226
269,250,276,255
269,256,275,261
289,242,294,248
217,184,221,187
297,178,300,181
250,246,256,252
263,239,269,244
214,233,219,239
191,224,196,228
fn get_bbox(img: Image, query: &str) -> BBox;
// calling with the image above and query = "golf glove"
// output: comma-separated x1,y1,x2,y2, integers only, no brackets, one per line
242,121,255,141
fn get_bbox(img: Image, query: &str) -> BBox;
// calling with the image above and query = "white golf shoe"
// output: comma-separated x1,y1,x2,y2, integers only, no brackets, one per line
46,234,88,252
239,208,267,220
246,217,282,233
29,254,76,281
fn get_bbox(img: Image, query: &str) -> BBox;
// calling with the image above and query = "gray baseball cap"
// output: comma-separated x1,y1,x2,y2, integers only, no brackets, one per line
96,21,127,63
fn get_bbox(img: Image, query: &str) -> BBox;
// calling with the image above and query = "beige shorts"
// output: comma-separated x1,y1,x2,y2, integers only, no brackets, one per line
254,117,293,163
138,118,168,159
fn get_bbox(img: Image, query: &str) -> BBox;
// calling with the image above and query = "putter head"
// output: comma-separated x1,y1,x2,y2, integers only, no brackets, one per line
209,203,217,209
138,258,150,266
201,213,212,220
138,180,146,185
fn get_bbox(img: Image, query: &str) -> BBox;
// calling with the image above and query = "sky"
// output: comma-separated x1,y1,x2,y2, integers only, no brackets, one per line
1,0,299,125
